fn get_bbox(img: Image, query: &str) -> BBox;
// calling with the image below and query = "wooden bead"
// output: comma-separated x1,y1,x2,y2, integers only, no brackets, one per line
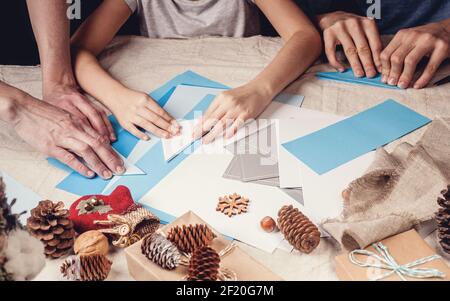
260,216,277,233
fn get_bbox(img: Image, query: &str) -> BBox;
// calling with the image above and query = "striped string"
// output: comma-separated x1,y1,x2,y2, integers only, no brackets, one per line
349,242,446,281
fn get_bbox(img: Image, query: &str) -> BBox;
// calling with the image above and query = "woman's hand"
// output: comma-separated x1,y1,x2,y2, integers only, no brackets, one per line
110,90,180,140
318,11,383,78
380,21,450,89
193,83,273,144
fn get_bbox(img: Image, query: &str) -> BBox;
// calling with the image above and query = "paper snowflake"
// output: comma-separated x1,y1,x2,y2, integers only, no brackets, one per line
216,193,249,217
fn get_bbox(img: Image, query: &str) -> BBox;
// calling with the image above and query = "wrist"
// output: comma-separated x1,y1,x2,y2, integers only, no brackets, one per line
247,79,279,101
0,91,30,124
42,69,77,97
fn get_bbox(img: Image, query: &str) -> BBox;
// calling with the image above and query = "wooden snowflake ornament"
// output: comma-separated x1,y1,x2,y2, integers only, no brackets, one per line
216,193,249,217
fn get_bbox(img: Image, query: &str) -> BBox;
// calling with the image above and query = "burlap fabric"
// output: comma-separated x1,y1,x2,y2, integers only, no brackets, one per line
322,117,450,250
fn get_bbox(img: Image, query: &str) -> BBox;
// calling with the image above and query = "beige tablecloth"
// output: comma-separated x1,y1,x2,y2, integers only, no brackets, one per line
1,36,449,280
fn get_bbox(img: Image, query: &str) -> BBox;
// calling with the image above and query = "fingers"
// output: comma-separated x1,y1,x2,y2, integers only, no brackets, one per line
347,20,377,77
100,111,116,141
338,30,365,77
386,46,412,86
192,100,223,140
414,45,448,89
138,108,177,137
380,36,402,83
75,96,110,140
58,137,113,179
202,116,234,144
362,19,383,73
397,46,430,89
50,147,94,178
125,123,150,141
225,118,245,139
146,100,178,126
324,30,346,72
135,116,171,139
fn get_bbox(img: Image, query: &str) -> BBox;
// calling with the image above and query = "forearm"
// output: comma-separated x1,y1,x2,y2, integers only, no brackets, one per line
0,82,30,124
250,31,322,97
439,18,450,32
73,48,131,110
26,0,75,93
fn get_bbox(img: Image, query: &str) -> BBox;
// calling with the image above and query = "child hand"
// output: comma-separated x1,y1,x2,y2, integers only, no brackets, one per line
193,84,273,144
111,90,180,140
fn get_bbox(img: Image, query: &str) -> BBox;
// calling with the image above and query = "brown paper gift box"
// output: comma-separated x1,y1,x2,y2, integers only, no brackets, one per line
335,229,450,281
125,211,283,281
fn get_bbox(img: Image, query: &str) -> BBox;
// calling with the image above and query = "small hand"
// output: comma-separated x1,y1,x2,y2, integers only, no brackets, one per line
12,95,124,179
192,84,272,144
380,22,450,89
318,11,383,77
111,90,180,140
43,84,116,142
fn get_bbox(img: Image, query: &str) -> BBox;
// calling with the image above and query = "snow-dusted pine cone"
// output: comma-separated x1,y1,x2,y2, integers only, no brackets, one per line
187,246,220,281
167,224,216,253
278,205,320,254
27,201,75,259
141,233,181,270
436,185,450,255
60,255,112,281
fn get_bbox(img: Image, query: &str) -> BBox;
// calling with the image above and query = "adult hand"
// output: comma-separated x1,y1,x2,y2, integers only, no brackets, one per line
43,84,115,142
10,94,124,179
380,22,450,89
318,11,383,78
192,84,272,144
110,90,180,141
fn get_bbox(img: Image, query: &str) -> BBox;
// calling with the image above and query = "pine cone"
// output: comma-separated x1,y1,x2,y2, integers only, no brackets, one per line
278,205,320,254
141,233,181,270
167,224,216,253
27,200,75,259
436,185,450,255
60,255,112,281
187,246,220,281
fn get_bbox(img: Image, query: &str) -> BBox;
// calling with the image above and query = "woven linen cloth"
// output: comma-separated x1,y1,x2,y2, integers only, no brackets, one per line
322,117,450,250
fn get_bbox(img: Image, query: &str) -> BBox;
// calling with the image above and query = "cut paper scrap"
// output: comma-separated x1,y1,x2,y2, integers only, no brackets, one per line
283,100,431,175
317,69,400,90
55,71,227,196
162,119,197,162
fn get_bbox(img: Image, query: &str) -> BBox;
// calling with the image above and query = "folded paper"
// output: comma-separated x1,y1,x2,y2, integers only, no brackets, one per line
316,69,400,90
283,100,431,175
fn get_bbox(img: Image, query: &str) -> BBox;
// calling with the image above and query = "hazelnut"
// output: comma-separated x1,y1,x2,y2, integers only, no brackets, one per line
74,230,109,256
260,216,277,233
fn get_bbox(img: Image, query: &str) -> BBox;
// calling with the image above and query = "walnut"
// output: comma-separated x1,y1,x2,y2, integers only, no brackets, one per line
74,230,109,256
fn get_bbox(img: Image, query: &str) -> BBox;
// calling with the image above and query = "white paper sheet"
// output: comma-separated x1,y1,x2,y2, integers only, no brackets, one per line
300,152,375,223
119,153,146,176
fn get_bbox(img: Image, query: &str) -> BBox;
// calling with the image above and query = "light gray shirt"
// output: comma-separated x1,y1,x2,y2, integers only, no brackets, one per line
123,0,261,38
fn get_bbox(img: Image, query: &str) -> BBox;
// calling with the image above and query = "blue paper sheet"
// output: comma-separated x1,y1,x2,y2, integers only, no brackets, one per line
316,69,401,90
282,100,431,175
55,71,228,196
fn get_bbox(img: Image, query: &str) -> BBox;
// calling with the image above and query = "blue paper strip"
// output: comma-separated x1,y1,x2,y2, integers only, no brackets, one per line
103,94,215,200
55,71,228,196
317,69,401,90
283,100,431,175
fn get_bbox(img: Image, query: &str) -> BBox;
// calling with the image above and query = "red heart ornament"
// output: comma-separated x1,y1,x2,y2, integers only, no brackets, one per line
69,186,135,234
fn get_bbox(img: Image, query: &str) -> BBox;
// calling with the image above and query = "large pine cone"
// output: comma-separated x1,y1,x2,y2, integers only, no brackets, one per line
27,200,75,258
436,185,450,255
187,246,220,281
60,255,112,281
278,205,320,254
167,224,216,253
141,233,181,270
